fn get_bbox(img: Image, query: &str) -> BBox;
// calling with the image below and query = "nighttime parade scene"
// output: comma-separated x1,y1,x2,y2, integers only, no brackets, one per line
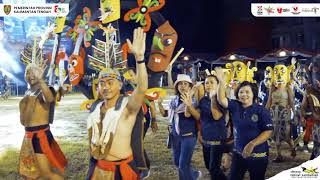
1,0,320,179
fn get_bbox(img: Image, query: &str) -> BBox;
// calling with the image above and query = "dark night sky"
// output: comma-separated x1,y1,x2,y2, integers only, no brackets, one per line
134,0,226,54
67,0,227,55
160,0,226,54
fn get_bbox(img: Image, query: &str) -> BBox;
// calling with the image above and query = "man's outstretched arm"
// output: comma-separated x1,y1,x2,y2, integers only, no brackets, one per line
126,27,148,114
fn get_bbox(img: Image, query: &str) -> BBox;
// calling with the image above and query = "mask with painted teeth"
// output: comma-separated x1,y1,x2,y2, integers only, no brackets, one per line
147,21,178,72
266,64,294,88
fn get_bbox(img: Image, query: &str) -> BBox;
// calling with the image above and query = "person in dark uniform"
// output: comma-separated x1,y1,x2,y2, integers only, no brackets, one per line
216,68,273,180
197,75,227,180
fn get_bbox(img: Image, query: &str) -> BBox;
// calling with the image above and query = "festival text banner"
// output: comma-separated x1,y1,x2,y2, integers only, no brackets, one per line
0,4,69,17
252,3,320,17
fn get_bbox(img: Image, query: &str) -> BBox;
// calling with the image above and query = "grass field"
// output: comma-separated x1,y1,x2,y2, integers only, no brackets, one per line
0,94,311,180
0,117,311,180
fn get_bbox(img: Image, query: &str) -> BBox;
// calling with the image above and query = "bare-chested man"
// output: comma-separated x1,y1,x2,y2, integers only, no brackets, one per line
19,63,67,180
87,27,148,180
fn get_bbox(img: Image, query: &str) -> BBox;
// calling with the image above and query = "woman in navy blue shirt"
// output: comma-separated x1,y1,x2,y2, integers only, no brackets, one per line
216,68,273,180
195,75,228,180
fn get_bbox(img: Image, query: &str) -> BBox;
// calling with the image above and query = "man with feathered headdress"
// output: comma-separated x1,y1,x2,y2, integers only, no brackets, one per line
18,39,67,179
87,27,148,180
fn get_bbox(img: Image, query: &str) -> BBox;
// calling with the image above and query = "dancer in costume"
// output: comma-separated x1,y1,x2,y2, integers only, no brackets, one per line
216,67,273,180
265,64,296,162
301,56,320,159
19,63,67,180
158,74,202,180
292,61,308,150
87,27,148,180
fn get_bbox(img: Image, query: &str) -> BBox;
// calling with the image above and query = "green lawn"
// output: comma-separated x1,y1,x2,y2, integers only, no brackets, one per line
0,116,311,180
0,141,89,180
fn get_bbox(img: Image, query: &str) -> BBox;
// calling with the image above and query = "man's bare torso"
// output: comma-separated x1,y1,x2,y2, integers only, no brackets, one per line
19,92,50,127
89,103,137,161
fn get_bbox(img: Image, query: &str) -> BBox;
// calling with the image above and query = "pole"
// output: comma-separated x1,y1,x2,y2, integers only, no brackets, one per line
16,82,18,96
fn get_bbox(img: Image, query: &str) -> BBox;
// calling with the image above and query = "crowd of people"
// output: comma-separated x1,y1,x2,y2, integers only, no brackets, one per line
0,70,11,99
17,27,320,180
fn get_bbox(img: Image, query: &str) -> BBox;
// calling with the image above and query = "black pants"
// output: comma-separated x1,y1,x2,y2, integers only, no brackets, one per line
229,152,268,180
202,144,227,180
202,145,210,170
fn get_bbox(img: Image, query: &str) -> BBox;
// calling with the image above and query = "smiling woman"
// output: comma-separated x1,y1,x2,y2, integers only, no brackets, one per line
216,67,273,180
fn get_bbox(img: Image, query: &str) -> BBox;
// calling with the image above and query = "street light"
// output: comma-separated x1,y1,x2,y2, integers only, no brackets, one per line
279,51,287,57
183,55,189,61
229,54,236,60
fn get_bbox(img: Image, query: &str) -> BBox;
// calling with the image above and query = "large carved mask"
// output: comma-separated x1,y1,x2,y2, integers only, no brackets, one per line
226,61,247,85
68,54,84,86
273,64,290,87
147,21,178,72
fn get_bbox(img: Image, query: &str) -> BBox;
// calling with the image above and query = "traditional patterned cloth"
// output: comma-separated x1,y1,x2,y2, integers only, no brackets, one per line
271,105,291,143
270,88,292,144
91,155,138,180
19,125,67,179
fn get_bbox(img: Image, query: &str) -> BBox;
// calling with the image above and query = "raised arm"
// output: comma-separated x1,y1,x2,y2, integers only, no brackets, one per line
215,67,228,108
39,80,55,103
126,27,148,113
34,64,55,103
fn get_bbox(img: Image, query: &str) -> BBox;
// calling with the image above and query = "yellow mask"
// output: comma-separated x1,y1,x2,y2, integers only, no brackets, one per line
225,61,257,87
272,64,294,87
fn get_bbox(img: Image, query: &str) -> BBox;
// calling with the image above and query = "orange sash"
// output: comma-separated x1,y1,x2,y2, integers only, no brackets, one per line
25,127,67,173
95,155,138,180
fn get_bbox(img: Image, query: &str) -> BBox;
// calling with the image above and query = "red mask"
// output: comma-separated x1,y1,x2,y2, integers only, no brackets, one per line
68,54,84,86
147,21,178,72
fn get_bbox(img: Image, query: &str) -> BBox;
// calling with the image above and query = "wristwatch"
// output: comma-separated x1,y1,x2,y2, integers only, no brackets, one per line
136,59,145,64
